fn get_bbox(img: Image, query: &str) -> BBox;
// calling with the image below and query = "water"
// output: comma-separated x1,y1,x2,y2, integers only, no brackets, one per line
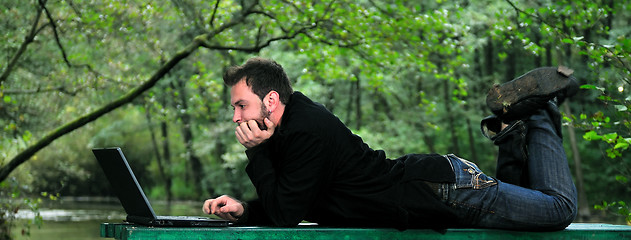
10,197,206,240
14,220,107,240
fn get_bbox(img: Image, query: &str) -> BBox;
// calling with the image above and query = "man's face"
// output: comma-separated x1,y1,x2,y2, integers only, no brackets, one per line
230,79,269,130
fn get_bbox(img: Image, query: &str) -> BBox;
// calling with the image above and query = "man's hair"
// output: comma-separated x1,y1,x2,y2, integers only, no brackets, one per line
223,57,293,104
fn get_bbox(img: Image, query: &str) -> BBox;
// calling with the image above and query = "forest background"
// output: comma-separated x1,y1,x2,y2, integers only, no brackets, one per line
1,0,630,235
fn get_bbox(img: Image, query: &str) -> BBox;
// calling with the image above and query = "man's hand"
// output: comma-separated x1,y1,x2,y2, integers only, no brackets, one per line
235,118,275,148
203,195,244,222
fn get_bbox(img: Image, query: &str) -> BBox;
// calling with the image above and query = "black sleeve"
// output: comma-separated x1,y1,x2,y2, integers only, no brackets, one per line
243,132,329,227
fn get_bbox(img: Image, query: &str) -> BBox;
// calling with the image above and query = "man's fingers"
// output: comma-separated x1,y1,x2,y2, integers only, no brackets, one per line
205,198,219,215
264,118,274,133
235,123,252,144
235,127,245,143
209,198,226,215
220,204,238,214
203,199,211,214
238,121,254,135
216,211,237,222
209,199,217,214
247,120,260,132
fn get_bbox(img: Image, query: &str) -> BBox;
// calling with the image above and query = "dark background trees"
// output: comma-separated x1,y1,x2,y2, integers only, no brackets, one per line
1,0,629,225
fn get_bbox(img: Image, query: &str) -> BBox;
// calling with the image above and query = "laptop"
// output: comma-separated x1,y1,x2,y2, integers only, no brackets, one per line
92,147,229,227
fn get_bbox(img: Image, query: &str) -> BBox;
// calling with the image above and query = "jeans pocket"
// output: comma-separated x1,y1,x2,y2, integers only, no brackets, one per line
448,154,497,190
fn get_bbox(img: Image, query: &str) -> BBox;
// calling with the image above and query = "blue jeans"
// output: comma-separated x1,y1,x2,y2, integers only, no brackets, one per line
437,103,577,230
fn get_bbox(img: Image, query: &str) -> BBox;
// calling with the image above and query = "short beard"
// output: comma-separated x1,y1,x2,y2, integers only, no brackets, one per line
257,103,270,130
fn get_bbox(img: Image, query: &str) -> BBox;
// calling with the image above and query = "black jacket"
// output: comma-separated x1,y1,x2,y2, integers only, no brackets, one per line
242,92,458,228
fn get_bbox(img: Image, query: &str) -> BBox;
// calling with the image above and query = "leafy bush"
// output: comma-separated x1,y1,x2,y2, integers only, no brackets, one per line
0,178,55,240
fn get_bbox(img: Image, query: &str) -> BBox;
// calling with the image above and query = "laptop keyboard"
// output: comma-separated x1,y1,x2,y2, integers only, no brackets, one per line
156,216,211,220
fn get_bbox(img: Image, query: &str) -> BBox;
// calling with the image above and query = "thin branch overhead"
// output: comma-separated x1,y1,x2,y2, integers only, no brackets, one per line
505,0,631,75
210,0,221,27
0,2,44,85
3,85,87,96
37,0,111,84
39,0,72,67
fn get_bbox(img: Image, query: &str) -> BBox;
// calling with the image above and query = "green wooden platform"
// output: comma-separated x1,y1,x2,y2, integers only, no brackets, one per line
101,222,631,239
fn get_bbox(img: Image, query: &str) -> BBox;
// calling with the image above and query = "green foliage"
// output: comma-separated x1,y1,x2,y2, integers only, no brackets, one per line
577,85,630,221
0,178,57,240
595,199,631,225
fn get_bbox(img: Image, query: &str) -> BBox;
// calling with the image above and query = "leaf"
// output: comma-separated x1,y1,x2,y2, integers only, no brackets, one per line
580,113,587,120
615,105,628,112
580,84,605,92
583,130,602,141
616,175,629,184
22,131,32,142
606,148,621,158
614,142,629,150
603,132,618,143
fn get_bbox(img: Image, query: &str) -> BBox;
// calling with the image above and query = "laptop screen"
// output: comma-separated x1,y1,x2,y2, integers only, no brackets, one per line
92,147,158,220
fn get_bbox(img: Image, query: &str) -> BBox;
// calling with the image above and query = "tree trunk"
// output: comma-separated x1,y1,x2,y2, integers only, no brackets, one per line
160,92,174,205
373,89,394,121
465,118,478,161
173,77,203,198
346,79,354,126
484,37,494,76
443,79,460,154
421,127,437,154
145,100,173,207
353,69,362,130
414,73,436,153
545,43,552,68
504,46,517,83
564,103,591,220
160,116,174,205
533,31,542,66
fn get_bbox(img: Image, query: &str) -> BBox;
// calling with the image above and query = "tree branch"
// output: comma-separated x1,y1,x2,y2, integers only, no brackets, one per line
171,0,204,30
0,37,203,182
367,0,396,19
200,30,307,53
3,85,85,96
37,0,113,86
39,0,72,67
504,0,631,75
279,0,305,14
0,1,278,181
0,2,44,85
303,30,362,48
200,1,354,53
209,0,220,27
66,0,83,18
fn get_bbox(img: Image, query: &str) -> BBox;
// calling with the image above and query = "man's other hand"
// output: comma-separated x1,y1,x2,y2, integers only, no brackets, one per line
203,195,244,222
235,118,275,148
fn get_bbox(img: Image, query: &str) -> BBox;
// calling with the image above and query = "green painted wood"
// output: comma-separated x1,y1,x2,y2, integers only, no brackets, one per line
100,223,631,240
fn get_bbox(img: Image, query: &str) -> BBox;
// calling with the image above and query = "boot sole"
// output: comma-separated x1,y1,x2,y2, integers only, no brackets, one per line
486,67,576,118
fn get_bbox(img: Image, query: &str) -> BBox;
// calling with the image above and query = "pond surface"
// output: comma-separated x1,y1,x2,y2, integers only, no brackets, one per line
11,197,206,240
